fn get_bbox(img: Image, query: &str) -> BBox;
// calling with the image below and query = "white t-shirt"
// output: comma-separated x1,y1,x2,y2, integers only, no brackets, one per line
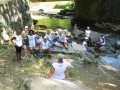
85,30,91,37
82,41,87,51
36,36,43,44
45,34,53,41
100,36,106,45
41,41,50,49
14,35,23,47
59,34,65,42
28,35,36,48
51,60,68,80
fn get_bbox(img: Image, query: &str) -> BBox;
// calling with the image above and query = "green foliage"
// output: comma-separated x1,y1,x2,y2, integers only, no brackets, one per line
69,67,75,78
0,22,7,29
54,3,74,9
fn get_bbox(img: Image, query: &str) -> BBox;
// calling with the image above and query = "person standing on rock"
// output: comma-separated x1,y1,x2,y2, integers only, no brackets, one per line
11,30,23,61
48,54,70,80
85,26,91,38
21,26,29,59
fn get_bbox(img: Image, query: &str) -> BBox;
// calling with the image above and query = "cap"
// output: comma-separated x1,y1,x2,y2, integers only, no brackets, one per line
87,26,90,29
25,26,29,29
85,37,89,40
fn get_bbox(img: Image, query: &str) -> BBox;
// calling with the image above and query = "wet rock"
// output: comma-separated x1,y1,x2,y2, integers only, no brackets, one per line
72,29,84,36
106,49,114,55
94,23,104,29
90,31,101,42
117,40,120,45
99,46,107,52
19,77,88,90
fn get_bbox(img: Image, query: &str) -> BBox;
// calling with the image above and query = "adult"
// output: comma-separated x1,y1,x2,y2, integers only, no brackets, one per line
11,30,23,61
35,34,43,53
45,30,54,42
99,35,106,46
82,38,98,57
21,26,29,59
85,26,91,38
48,54,70,80
28,30,36,60
40,37,51,58
58,32,68,50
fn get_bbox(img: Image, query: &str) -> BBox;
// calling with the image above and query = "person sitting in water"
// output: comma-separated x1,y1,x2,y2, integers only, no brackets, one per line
85,26,91,38
40,37,51,59
99,35,106,46
96,35,106,49
48,53,70,80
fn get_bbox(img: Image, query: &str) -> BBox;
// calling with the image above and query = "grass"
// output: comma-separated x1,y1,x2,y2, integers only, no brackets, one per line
54,3,74,9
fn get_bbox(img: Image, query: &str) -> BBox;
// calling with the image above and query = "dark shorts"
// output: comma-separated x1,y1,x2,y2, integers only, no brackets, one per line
15,46,22,53
86,48,92,52
23,39,29,46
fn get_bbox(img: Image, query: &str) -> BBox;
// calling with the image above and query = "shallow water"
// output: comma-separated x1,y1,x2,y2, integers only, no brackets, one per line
35,17,71,29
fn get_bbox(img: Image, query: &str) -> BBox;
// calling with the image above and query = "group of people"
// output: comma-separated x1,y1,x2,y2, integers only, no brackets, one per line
82,26,106,57
11,26,69,61
11,26,70,80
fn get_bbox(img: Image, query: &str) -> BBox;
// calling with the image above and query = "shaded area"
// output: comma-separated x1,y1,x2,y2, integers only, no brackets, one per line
0,0,31,32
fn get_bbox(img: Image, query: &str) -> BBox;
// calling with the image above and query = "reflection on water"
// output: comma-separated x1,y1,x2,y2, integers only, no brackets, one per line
35,17,71,29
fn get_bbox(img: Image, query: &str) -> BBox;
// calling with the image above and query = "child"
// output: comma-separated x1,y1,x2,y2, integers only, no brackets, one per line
27,30,36,60
11,30,23,61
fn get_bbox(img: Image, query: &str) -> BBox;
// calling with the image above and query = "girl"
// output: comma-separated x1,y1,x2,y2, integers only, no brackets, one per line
27,30,36,60
11,30,23,61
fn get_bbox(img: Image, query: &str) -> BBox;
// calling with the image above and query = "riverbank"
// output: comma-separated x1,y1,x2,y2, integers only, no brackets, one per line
0,44,120,90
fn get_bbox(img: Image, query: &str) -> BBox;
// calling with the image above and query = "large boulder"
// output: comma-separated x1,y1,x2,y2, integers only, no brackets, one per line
99,46,107,52
72,29,84,36
19,77,88,90
90,31,101,42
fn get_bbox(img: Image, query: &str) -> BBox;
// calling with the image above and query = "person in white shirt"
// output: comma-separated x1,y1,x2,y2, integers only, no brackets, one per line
11,30,23,61
82,38,98,57
85,26,91,38
28,30,36,59
35,35,43,52
40,37,51,58
48,54,70,80
99,35,106,46
59,32,68,50
45,30,54,42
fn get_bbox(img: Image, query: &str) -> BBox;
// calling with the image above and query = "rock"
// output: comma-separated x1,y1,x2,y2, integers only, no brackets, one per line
0,82,4,90
19,77,88,90
94,23,104,29
99,46,107,52
72,29,84,36
90,31,101,42
117,40,120,45
109,46,116,53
